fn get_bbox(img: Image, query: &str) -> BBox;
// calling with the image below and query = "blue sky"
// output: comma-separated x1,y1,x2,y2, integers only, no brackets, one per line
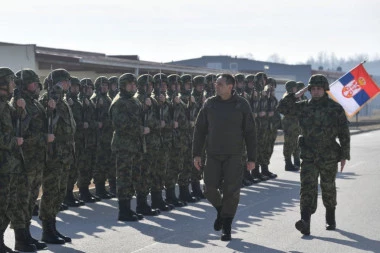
2,0,379,63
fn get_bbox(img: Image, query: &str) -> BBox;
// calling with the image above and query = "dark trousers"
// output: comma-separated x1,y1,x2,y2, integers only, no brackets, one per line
203,154,243,218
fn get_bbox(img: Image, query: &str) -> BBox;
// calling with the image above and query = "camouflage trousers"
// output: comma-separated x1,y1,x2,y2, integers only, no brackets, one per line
39,157,71,221
256,117,269,165
0,173,11,230
165,144,184,189
261,127,278,165
282,116,300,159
77,145,96,188
204,154,243,218
300,159,338,214
116,151,141,200
67,145,83,192
151,148,167,192
93,142,114,185
178,141,193,187
135,152,154,196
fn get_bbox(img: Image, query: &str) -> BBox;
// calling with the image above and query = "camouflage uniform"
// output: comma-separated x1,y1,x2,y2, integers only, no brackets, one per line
108,76,119,100
109,73,144,221
278,74,350,235
91,77,114,199
281,81,301,171
39,69,75,244
77,79,99,202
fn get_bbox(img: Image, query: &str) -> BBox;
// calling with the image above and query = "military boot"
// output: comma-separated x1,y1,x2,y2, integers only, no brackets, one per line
285,158,298,171
221,217,233,241
293,156,301,170
257,165,269,181
25,223,47,250
242,170,253,187
63,189,82,207
32,203,39,216
326,207,336,230
295,210,311,235
118,199,139,222
1,228,18,253
261,164,278,179
79,187,98,203
136,194,160,216
191,181,206,199
59,203,69,211
14,229,37,252
151,191,174,211
214,206,223,231
179,185,199,203
251,166,262,183
52,218,71,243
108,179,117,198
245,170,260,184
165,187,186,207
41,220,65,244
95,183,113,199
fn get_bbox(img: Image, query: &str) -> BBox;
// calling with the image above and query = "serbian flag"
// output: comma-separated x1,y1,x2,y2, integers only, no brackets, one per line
328,63,380,117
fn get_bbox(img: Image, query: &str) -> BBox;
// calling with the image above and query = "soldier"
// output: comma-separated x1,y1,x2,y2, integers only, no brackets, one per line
149,73,176,211
64,77,86,207
281,80,300,171
193,74,256,241
108,76,119,100
190,75,206,199
91,76,114,199
109,73,148,222
204,73,216,98
133,74,161,215
165,74,186,207
277,74,350,236
39,69,75,244
234,73,247,97
77,78,100,203
178,74,199,203
0,68,36,253
13,69,50,251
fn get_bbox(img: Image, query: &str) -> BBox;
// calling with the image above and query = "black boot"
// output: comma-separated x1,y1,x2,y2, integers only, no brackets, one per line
59,203,69,211
108,179,117,198
14,228,37,252
79,187,98,203
151,191,173,211
118,199,139,222
41,220,65,244
251,166,262,183
191,181,206,199
179,185,199,203
63,190,82,207
25,223,47,250
293,156,301,170
136,194,160,216
295,210,311,235
285,158,298,171
261,164,278,179
165,187,186,207
221,217,233,241
245,170,260,184
32,203,39,216
257,165,269,181
242,170,253,186
95,183,113,199
213,206,223,231
326,207,336,230
52,218,71,243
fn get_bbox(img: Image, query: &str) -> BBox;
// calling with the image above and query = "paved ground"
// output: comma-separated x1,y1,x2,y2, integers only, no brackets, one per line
4,130,380,253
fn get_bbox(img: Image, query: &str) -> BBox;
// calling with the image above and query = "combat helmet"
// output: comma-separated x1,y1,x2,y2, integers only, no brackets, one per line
308,75,329,91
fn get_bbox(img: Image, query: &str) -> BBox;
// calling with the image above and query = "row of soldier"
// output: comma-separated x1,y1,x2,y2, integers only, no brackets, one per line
0,67,301,253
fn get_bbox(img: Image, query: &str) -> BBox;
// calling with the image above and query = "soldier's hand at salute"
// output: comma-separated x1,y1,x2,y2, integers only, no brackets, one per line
48,99,56,110
145,98,152,107
247,161,255,171
159,94,166,103
143,127,150,135
295,86,308,99
47,134,55,143
190,96,195,103
340,160,346,172
16,137,23,146
193,156,202,171
174,96,180,104
16,98,26,110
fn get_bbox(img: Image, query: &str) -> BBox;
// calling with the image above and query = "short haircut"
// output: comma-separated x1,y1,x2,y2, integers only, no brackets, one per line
220,74,235,87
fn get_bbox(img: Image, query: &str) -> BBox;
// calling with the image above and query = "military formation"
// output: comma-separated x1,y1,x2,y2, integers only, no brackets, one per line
0,66,350,251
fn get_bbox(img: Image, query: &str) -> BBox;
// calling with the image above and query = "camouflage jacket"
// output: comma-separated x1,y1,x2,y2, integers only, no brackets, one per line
152,92,174,150
267,94,281,130
90,92,113,144
80,94,98,148
109,90,143,153
67,93,85,142
277,93,350,161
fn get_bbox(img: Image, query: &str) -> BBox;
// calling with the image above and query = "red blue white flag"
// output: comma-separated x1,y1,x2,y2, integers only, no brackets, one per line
328,63,380,117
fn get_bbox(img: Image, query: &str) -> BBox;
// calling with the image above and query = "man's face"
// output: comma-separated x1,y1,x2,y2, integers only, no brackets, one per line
215,77,231,97
247,81,254,89
111,83,118,91
160,82,167,92
61,80,71,92
237,82,244,89
101,83,109,93
195,84,203,92
184,82,191,91
310,86,325,99
27,82,38,93
291,87,298,93
86,87,94,97
70,85,80,95
147,82,153,94
126,82,136,93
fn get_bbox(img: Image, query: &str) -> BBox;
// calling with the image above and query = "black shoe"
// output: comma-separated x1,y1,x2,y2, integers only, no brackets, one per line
191,181,206,199
326,208,336,230
136,194,160,216
151,191,174,211
179,185,199,203
26,223,47,250
214,207,223,231
41,220,65,244
52,218,71,243
295,219,310,235
221,217,233,241
294,157,301,170
32,204,39,216
14,228,37,252
165,187,186,207
59,203,69,211
285,158,299,171
79,187,98,203
261,165,278,179
95,184,113,200
64,191,81,207
118,199,139,222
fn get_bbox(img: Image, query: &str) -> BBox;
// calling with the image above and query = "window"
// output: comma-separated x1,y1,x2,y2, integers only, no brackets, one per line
207,62,222,69
230,63,238,70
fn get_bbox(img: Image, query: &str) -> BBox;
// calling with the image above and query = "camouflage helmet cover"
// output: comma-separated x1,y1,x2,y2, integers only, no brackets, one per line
0,67,15,87
234,73,245,83
296,81,305,90
15,69,40,87
267,77,277,88
254,72,268,91
192,75,205,87
94,76,109,91
245,74,255,83
108,76,118,84
285,81,297,93
47,68,71,85
80,78,94,89
70,76,81,86
137,74,153,87
180,74,192,84
205,73,217,83
118,73,137,88
167,74,181,84
153,73,168,84
308,74,329,91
